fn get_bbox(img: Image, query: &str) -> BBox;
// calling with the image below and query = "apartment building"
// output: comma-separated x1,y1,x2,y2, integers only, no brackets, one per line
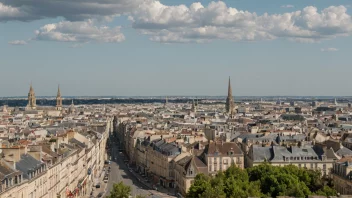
205,141,244,174
0,118,112,198
332,157,352,195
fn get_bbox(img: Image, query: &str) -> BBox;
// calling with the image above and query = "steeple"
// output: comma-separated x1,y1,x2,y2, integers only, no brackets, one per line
26,83,37,110
57,85,61,97
225,77,235,115
228,77,232,98
191,99,196,113
56,85,62,110
165,96,168,108
29,83,34,93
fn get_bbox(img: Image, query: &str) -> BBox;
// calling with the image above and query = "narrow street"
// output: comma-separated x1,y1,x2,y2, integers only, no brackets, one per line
104,137,175,198
105,143,150,197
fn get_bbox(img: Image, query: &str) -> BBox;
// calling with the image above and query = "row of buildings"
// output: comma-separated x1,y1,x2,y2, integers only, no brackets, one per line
113,79,352,196
0,86,112,198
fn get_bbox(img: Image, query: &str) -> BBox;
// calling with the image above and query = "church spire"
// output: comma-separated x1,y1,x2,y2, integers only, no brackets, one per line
225,77,235,115
228,76,232,98
57,85,61,97
29,82,34,93
56,85,62,110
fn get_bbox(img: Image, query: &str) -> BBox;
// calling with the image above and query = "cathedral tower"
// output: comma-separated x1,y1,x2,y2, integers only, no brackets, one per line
56,85,62,110
225,77,235,114
26,83,37,110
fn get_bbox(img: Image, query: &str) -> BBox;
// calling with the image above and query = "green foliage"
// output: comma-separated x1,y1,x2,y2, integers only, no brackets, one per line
187,167,262,198
106,182,131,198
187,163,337,198
314,186,337,197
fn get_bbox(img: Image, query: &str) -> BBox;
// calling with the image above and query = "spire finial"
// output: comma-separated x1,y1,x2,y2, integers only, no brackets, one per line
228,76,232,97
226,76,235,114
29,82,33,92
57,84,61,96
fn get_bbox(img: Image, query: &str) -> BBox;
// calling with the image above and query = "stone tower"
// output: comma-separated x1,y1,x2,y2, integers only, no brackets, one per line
164,96,168,108
225,77,235,114
26,83,37,110
191,99,197,114
56,85,62,110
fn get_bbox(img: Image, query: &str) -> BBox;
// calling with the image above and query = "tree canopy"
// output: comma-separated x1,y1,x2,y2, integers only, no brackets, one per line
187,163,337,198
106,182,131,198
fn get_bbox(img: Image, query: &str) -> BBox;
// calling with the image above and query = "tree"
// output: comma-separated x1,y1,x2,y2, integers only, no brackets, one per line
187,163,337,198
187,174,212,198
106,182,131,198
314,186,337,197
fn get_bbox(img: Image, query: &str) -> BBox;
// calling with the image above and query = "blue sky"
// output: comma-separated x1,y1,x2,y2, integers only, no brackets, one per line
1,0,352,97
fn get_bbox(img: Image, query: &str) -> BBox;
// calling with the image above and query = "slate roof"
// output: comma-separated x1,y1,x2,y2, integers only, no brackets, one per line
252,145,320,162
0,160,21,180
277,134,306,143
336,147,352,157
16,154,44,179
152,139,180,156
251,146,273,162
69,138,86,148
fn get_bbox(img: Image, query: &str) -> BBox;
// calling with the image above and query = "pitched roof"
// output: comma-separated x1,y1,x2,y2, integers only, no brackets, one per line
206,142,243,156
16,154,44,179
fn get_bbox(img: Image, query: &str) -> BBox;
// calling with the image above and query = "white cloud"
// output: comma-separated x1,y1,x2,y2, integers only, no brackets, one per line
281,5,294,8
0,2,27,21
2,0,352,44
34,20,125,43
320,48,339,52
8,40,28,45
130,2,352,43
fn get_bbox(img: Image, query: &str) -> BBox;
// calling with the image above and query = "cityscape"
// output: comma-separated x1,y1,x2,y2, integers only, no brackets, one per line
2,0,352,197
0,80,352,198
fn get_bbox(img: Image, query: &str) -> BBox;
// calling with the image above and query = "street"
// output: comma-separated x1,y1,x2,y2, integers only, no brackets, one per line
105,143,150,197
105,138,174,198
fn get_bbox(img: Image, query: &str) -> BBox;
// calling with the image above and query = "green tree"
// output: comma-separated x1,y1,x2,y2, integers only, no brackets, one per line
187,163,337,198
223,166,262,198
314,186,337,197
106,182,131,198
187,174,212,198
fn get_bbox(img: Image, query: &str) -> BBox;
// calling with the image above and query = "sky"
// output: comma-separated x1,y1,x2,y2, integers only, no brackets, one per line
1,0,352,97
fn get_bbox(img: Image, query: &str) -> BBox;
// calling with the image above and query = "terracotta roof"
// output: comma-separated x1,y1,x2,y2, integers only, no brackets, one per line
337,156,352,163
